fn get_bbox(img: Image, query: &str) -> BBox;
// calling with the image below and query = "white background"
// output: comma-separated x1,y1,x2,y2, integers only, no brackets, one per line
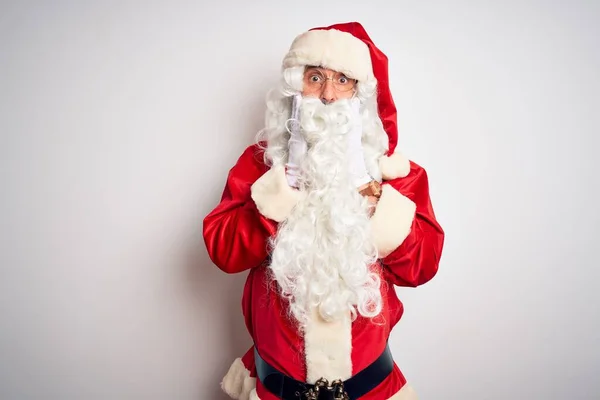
1,1,599,399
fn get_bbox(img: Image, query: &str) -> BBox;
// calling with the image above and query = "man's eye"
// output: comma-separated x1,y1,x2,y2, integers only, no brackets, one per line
310,75,322,82
338,76,348,84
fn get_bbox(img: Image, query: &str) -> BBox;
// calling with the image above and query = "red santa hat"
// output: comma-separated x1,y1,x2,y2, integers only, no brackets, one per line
282,22,410,179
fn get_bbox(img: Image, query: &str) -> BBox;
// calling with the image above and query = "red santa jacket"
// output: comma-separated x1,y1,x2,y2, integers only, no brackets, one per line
203,144,444,400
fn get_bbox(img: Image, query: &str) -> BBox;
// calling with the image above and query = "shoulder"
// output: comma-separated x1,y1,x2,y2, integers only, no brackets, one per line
226,143,271,185
383,158,428,183
382,159,432,199
406,160,429,180
233,143,268,169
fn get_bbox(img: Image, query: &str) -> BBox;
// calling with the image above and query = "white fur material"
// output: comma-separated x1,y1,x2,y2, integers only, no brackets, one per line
379,151,411,180
221,358,256,400
304,307,353,383
266,97,383,326
370,185,417,258
282,29,374,82
388,384,419,399
250,165,306,222
248,389,260,400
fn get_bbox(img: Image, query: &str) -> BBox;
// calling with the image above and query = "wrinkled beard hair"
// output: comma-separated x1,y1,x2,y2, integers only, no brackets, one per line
269,97,382,327
253,66,387,329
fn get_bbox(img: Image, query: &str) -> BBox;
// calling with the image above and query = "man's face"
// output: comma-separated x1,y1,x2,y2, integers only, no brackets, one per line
301,66,357,103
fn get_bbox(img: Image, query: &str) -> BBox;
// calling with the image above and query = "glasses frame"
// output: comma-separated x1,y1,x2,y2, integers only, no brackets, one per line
302,67,357,93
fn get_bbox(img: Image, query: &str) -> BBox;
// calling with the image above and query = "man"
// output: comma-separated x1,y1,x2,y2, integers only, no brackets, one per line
203,22,444,400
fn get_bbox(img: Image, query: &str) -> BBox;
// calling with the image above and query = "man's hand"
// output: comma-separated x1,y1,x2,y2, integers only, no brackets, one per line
367,195,379,217
358,181,379,217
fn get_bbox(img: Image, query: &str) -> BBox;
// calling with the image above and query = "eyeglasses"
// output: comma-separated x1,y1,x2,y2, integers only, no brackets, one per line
303,69,357,93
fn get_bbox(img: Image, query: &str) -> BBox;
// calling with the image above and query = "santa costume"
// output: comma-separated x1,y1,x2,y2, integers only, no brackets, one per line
203,22,444,400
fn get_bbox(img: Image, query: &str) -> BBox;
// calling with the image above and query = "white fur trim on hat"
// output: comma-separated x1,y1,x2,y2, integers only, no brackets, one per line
379,151,411,180
221,358,256,400
251,165,306,222
370,184,416,258
282,29,374,82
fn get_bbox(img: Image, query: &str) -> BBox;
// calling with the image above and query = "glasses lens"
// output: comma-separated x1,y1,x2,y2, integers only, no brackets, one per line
303,70,357,92
305,72,325,89
332,75,356,92
334,80,356,92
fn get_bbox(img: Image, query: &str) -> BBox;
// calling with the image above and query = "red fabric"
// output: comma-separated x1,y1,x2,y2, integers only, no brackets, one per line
203,145,445,399
241,346,256,377
380,162,445,287
309,22,399,155
203,146,277,274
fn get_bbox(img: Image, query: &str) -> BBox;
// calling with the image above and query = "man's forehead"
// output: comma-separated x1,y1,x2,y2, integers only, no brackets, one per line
305,66,349,75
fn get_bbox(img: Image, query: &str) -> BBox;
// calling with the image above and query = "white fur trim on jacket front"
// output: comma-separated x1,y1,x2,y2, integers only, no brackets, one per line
250,165,305,222
379,151,411,180
370,184,417,258
221,358,256,400
304,307,352,383
282,29,374,82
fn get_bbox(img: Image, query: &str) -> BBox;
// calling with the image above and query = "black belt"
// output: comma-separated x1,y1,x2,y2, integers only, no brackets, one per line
254,342,394,400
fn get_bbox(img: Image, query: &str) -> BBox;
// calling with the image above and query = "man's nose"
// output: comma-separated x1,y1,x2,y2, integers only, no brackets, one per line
320,80,336,104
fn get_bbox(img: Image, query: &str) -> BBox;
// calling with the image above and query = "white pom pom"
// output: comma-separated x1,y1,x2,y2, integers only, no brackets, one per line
379,151,411,180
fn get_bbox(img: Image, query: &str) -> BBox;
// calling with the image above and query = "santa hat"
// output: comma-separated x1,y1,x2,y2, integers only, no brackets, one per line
282,22,410,180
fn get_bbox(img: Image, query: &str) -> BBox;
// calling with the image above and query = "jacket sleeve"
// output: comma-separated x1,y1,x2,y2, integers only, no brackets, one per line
370,161,445,287
202,145,278,274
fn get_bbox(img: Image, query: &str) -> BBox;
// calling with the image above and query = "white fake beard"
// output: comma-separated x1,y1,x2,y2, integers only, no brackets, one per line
268,97,383,329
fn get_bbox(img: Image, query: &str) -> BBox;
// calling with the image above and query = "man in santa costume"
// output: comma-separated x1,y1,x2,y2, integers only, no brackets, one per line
203,22,444,400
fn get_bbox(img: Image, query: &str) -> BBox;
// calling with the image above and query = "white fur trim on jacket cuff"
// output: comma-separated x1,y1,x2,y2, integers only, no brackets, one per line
379,151,411,180
370,185,417,258
249,389,261,400
221,358,256,400
250,165,305,222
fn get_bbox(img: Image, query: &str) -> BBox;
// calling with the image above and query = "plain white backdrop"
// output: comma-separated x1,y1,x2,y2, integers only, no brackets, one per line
1,1,599,399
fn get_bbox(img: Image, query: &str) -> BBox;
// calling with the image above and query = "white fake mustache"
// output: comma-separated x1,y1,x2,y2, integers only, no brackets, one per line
287,95,360,145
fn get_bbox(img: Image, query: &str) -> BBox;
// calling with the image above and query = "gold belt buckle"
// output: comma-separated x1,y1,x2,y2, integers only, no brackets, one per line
302,378,349,400
331,379,349,400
